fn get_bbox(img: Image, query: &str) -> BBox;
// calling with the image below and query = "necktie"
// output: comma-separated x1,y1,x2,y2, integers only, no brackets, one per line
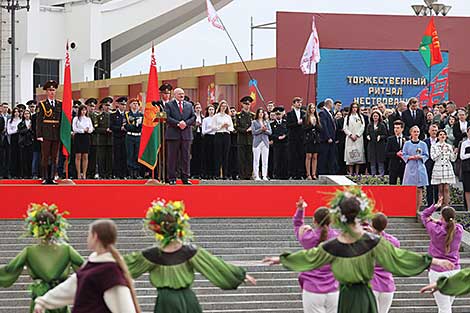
398,137,401,149
412,111,415,120
179,101,183,114
50,100,54,107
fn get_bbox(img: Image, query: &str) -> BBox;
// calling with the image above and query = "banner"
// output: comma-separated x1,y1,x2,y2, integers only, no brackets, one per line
60,43,72,157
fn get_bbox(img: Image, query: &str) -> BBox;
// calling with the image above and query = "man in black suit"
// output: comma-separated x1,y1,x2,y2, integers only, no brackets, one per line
452,109,469,147
335,108,347,175
402,97,426,139
110,97,128,178
388,101,407,131
286,97,305,179
318,98,337,175
385,120,406,185
424,123,439,205
164,87,196,185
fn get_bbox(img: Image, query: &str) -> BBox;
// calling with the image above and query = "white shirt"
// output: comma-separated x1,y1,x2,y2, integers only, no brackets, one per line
7,117,21,135
72,116,94,134
459,120,468,133
294,108,301,123
202,116,216,135
429,137,437,145
212,113,234,133
35,252,136,313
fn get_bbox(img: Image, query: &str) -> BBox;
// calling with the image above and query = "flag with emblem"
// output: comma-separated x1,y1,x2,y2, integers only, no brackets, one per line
206,0,225,30
248,80,257,107
300,16,321,75
419,17,443,67
138,44,161,169
60,42,72,157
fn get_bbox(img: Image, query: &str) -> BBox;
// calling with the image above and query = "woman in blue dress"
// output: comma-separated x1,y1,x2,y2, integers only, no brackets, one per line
402,125,429,211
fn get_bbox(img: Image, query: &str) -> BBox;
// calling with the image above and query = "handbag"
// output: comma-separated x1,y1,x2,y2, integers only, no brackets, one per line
348,148,363,163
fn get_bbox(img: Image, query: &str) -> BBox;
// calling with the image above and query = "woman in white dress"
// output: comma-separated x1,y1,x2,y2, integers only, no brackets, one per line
431,129,457,206
343,103,365,175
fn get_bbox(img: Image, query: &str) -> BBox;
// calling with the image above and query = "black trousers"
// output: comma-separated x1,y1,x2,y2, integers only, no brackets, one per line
9,134,20,178
167,139,191,181
112,137,127,178
97,145,113,179
318,142,337,175
203,134,216,178
20,144,33,178
228,144,239,179
238,144,252,180
273,143,288,179
190,132,204,178
288,139,305,178
389,164,405,185
426,184,439,205
87,145,97,178
214,133,231,178
40,139,59,180
0,138,8,178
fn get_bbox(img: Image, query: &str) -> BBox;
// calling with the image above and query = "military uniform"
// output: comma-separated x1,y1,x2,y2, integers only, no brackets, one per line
235,110,255,180
87,111,99,178
270,115,289,179
95,111,113,178
36,98,62,183
228,114,239,179
124,109,143,178
110,108,127,178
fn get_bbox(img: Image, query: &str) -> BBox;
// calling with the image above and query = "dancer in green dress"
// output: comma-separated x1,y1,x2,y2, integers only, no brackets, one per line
0,203,84,313
421,268,470,296
124,199,256,313
263,187,454,313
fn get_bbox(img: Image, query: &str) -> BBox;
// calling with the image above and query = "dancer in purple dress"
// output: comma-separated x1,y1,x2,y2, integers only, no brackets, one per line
421,196,463,313
293,197,339,313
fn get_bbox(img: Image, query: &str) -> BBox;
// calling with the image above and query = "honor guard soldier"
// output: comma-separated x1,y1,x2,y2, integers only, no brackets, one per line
270,106,289,179
86,98,98,178
95,97,113,179
235,96,255,180
152,83,173,111
36,80,62,184
124,98,143,179
110,97,128,178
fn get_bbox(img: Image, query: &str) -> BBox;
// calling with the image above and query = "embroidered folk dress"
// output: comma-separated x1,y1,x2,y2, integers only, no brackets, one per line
402,140,429,187
124,245,247,313
430,142,457,185
280,233,433,313
0,244,84,313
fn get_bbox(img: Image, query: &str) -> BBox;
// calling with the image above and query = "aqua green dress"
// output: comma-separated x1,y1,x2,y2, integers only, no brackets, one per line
280,233,433,313
436,268,470,296
125,244,247,313
0,244,84,313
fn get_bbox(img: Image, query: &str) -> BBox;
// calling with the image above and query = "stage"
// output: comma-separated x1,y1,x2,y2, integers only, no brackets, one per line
0,179,417,219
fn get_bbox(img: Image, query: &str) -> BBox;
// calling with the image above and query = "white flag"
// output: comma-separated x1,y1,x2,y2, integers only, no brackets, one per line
206,0,225,31
300,16,321,75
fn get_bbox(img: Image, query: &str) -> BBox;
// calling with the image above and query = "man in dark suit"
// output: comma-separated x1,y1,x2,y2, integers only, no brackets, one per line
0,106,5,178
270,106,288,179
110,97,128,178
335,108,347,175
36,80,62,184
452,109,469,147
385,120,406,185
402,97,426,139
286,97,305,179
388,101,407,131
318,98,337,175
164,87,196,185
424,123,439,205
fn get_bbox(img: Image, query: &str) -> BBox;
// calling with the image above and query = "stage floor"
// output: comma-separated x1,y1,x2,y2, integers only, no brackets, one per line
0,179,417,219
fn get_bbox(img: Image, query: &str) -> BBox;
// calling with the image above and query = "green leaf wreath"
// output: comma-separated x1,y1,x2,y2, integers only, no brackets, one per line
24,203,69,242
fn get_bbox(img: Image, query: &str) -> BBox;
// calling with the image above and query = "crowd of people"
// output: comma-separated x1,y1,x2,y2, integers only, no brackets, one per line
1,188,469,313
1,81,470,202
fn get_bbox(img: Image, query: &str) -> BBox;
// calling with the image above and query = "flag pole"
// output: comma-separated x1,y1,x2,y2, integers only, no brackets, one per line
428,65,432,106
305,59,313,104
216,17,267,108
65,155,69,180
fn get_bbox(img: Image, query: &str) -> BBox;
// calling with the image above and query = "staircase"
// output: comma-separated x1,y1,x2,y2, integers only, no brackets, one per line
0,217,469,312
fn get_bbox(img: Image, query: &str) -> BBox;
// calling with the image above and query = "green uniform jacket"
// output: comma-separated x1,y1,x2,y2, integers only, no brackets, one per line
94,112,112,146
235,111,255,145
36,101,62,141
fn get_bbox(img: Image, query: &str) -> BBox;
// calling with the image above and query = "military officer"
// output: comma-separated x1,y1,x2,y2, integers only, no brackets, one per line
95,97,113,179
124,98,143,179
36,80,62,184
235,96,255,180
86,98,98,178
152,83,173,111
110,97,128,178
270,107,289,179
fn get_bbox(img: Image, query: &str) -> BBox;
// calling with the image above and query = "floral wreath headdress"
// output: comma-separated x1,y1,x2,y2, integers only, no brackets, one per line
328,186,375,234
144,199,193,247
24,203,69,242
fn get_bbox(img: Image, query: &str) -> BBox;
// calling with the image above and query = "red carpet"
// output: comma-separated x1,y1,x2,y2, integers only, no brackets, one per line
0,181,417,219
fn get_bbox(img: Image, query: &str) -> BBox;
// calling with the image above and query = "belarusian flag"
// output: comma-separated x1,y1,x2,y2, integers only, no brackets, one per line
138,45,161,169
419,17,443,67
60,42,72,157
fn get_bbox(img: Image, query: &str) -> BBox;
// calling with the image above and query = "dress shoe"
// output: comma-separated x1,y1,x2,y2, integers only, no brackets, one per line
169,180,176,185
41,179,48,185
182,180,192,185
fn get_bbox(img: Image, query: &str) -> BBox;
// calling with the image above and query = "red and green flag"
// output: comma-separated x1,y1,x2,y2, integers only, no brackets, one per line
419,17,443,67
138,44,161,169
60,42,72,157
